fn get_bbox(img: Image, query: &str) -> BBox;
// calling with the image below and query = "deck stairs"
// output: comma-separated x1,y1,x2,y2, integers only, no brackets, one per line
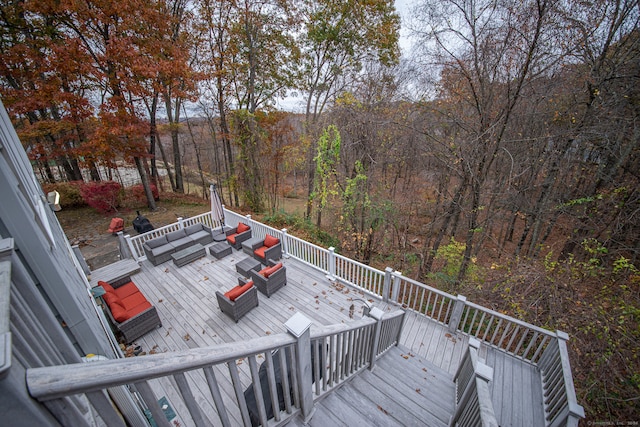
285,344,455,427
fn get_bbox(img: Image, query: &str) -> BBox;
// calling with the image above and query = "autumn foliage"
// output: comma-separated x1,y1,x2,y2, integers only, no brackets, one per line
78,181,123,214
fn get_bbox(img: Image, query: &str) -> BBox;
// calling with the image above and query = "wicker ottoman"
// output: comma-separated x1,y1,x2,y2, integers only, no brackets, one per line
235,257,261,278
209,242,232,259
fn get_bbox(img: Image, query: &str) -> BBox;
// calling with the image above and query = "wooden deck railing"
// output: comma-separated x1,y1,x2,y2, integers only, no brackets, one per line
451,338,499,427
538,331,585,427
27,309,404,427
121,209,583,424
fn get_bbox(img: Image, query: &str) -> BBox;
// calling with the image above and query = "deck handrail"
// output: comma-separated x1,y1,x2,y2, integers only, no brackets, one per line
539,331,585,427
451,338,499,427
120,209,582,423
27,311,403,427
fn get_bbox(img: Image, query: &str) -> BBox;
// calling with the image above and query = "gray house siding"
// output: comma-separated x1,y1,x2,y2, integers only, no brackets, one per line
0,99,144,424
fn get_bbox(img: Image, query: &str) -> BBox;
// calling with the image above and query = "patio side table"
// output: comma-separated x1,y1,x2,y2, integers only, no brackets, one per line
209,242,232,259
235,257,261,278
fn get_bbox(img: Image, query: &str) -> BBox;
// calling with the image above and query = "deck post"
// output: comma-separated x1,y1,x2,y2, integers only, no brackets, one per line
448,294,467,333
368,307,385,370
71,245,91,276
177,217,184,228
327,247,336,281
281,228,289,258
117,232,132,260
390,271,402,303
285,313,315,423
382,267,393,302
122,233,138,262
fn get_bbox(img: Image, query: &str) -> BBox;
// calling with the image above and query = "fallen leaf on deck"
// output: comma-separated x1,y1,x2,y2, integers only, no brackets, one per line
158,299,164,303
416,388,421,393
377,405,389,415
265,331,271,335
184,334,191,341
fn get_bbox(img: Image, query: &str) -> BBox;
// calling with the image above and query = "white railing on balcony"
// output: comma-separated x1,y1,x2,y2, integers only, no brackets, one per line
120,208,583,423
27,310,405,427
450,338,498,427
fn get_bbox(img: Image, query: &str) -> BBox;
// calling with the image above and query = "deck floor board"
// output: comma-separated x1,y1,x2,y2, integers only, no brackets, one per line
110,248,542,426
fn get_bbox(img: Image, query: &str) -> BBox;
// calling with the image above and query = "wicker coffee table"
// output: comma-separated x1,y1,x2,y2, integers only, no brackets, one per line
172,243,206,267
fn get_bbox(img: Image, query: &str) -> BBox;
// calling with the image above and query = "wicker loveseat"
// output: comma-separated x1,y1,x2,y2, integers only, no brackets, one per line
249,259,286,297
216,277,259,322
98,276,162,343
143,223,213,265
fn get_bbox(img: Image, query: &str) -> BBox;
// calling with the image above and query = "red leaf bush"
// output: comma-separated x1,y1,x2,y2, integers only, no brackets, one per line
79,181,122,213
130,183,159,204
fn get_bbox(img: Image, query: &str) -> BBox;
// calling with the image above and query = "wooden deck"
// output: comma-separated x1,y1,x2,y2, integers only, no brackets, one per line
117,245,543,426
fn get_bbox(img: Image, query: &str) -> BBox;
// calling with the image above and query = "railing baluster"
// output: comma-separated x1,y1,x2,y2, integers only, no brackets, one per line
228,361,252,427
174,372,207,426
86,390,126,427
203,366,232,427
278,347,293,413
135,380,172,427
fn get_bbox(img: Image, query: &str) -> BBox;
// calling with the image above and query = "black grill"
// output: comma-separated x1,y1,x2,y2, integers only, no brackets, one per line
132,211,154,234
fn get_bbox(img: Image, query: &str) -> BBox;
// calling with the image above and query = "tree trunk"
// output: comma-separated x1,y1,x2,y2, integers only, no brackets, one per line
134,156,156,211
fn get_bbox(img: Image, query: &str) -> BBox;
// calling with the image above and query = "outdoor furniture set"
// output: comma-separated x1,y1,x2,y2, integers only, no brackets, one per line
142,223,213,265
216,230,287,322
124,224,286,337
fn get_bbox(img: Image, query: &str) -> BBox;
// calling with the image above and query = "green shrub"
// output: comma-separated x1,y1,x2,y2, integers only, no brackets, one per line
41,181,85,208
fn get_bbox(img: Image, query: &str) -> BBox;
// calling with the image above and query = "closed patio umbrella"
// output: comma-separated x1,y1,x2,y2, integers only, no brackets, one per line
210,184,226,237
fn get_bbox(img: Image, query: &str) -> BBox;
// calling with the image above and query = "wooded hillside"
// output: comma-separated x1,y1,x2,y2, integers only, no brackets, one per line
1,0,638,420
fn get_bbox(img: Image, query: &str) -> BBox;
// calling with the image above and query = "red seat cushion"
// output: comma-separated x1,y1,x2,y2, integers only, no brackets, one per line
224,281,254,301
109,300,151,323
109,301,128,323
254,247,267,260
126,301,152,318
237,223,250,233
113,281,140,299
227,234,237,244
263,234,279,248
121,292,149,311
98,281,115,294
259,262,283,278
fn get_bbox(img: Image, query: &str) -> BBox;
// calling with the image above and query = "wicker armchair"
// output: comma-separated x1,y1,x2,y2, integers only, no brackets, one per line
225,222,252,250
216,277,259,322
99,276,162,343
249,259,286,297
245,234,282,263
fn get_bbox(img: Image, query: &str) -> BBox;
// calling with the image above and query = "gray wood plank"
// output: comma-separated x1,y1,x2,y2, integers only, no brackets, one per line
109,253,545,427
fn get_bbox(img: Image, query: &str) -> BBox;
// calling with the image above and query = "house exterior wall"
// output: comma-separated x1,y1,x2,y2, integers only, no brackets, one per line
0,99,123,424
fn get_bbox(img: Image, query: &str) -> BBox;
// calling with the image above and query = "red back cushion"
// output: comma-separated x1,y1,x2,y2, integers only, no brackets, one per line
98,281,115,294
224,281,254,301
237,222,250,233
263,234,279,248
260,262,283,278
103,292,122,308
